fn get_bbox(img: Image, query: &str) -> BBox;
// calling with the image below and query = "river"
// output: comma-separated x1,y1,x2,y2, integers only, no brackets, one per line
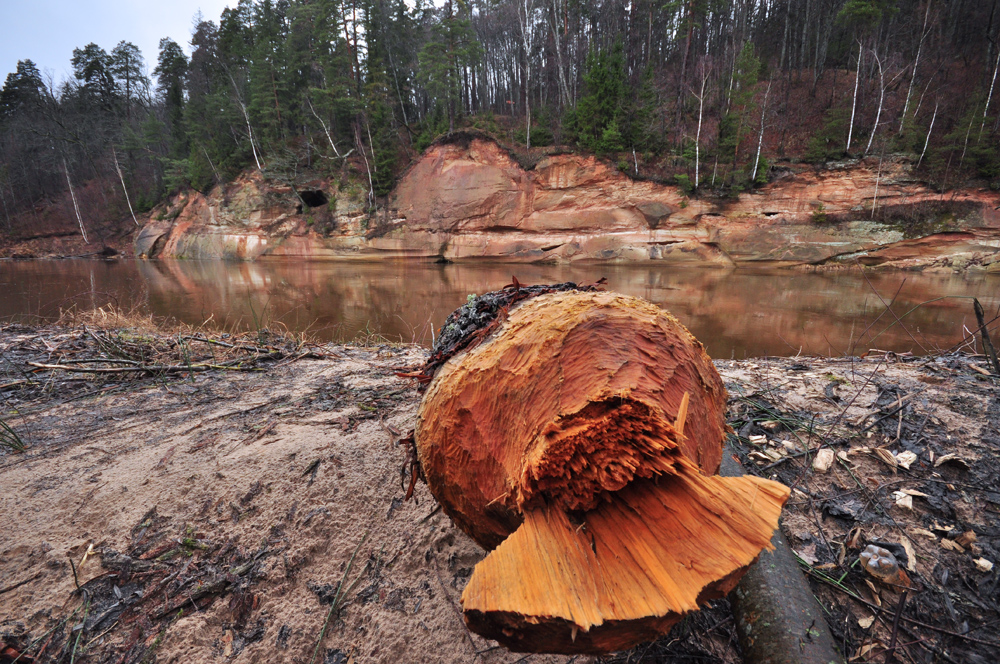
2,258,998,358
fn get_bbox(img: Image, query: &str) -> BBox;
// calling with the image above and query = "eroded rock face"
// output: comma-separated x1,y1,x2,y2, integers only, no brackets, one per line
137,139,1000,270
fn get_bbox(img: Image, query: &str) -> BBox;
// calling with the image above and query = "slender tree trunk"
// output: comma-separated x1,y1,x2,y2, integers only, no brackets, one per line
550,0,570,107
871,149,884,219
0,184,11,232
519,0,536,149
847,42,862,153
112,147,138,226
694,69,707,189
751,79,772,183
779,0,790,70
979,47,1000,142
228,71,263,171
917,100,938,167
865,49,885,155
63,157,88,244
900,0,932,134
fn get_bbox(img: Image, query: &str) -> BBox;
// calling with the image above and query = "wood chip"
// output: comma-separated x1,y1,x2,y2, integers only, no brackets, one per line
812,448,835,473
955,530,977,548
934,453,969,469
864,579,882,607
892,492,914,510
911,528,937,540
975,558,994,573
872,447,897,470
900,539,917,572
895,450,918,470
941,538,965,553
900,489,929,497
970,364,991,376
858,615,875,629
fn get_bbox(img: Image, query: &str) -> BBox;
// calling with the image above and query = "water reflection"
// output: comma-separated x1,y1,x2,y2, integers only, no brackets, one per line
2,258,998,358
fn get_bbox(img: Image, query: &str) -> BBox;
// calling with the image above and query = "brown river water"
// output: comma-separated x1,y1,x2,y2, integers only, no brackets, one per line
2,258,998,358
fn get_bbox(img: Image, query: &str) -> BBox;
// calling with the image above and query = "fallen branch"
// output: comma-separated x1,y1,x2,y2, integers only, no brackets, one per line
27,362,263,374
0,571,42,595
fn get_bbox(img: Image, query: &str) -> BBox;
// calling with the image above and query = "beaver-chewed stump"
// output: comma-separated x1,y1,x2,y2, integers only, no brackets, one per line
415,289,790,654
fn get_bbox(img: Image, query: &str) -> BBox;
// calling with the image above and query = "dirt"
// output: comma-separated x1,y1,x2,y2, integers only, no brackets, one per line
722,354,1000,664
1,321,998,664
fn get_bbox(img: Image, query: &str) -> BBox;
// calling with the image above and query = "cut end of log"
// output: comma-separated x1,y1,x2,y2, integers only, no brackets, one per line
414,289,790,653
463,473,788,653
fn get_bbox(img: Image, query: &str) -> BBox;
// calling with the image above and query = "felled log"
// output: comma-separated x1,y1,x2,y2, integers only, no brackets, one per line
415,289,790,654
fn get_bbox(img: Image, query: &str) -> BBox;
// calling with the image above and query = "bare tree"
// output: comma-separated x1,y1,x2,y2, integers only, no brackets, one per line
62,156,88,244
847,41,862,153
517,0,538,149
917,100,938,167
751,78,772,183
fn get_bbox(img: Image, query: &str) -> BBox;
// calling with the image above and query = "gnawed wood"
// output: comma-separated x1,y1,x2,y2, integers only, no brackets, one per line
415,290,789,653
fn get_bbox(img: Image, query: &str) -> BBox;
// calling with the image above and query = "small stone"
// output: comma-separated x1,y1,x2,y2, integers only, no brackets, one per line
975,558,994,573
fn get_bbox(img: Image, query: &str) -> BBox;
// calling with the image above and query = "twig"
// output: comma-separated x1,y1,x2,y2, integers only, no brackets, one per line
885,590,908,664
27,362,263,374
309,531,370,664
0,571,42,595
856,267,928,353
68,553,81,591
973,298,1000,375
801,564,1000,647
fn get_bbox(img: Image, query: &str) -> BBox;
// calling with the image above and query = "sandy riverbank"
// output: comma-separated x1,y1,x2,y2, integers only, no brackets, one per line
1,320,998,664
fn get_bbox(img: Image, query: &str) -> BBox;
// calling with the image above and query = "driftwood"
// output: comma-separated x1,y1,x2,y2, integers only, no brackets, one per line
415,290,789,653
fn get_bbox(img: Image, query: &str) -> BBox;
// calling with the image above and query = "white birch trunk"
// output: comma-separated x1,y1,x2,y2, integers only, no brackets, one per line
979,47,1000,143
847,42,862,153
864,50,885,156
695,71,707,189
899,0,932,134
751,78,772,183
112,147,138,226
917,101,938,167
63,157,88,244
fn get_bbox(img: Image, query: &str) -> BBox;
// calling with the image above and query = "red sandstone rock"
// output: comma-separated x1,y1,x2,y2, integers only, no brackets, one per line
136,138,1000,270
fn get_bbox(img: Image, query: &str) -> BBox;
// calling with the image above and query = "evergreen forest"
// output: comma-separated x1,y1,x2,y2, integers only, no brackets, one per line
1,0,1000,236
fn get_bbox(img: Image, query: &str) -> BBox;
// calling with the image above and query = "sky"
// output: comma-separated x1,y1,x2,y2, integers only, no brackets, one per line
0,0,235,86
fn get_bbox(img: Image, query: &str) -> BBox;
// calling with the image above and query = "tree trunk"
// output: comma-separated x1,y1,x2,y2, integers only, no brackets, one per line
62,157,88,244
979,47,1000,142
865,49,885,155
112,147,138,226
695,68,707,188
917,100,938,167
415,289,789,654
900,1,932,134
847,42,862,153
751,78,772,183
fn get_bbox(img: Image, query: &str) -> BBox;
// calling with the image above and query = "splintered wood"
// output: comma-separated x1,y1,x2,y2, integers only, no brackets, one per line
415,290,789,653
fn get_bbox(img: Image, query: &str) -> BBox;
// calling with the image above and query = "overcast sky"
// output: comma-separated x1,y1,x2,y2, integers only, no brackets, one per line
0,0,235,85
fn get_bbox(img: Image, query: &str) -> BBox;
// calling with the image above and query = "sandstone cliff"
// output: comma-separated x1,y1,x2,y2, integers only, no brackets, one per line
136,137,1000,270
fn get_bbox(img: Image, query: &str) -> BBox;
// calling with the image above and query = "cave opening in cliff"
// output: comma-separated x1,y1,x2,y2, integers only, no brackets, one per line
299,190,328,208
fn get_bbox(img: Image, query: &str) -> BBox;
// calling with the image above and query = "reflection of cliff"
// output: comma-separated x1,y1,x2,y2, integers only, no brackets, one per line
136,138,1000,270
129,260,1000,358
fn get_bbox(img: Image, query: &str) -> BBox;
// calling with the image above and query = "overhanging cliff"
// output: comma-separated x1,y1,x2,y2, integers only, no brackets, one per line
136,137,1000,270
